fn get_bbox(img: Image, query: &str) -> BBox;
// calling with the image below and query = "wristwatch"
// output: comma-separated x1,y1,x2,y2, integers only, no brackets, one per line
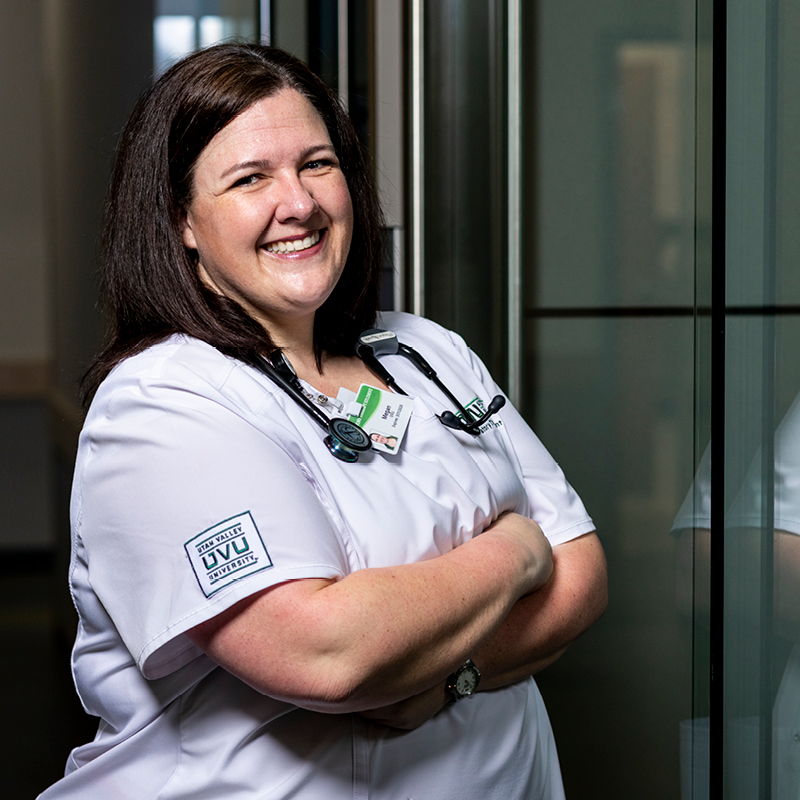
446,659,481,702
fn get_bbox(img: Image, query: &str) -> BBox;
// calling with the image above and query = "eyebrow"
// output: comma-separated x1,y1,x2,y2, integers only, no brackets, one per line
218,144,337,180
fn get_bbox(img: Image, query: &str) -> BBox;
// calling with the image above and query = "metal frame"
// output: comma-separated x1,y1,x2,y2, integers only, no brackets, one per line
507,0,522,406
338,0,349,108
259,0,271,42
411,0,425,316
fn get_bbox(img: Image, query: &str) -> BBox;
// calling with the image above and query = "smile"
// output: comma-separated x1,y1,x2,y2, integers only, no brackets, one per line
265,230,321,254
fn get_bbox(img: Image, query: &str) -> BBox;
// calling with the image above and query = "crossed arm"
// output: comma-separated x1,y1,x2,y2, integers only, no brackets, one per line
187,515,607,726
361,530,606,728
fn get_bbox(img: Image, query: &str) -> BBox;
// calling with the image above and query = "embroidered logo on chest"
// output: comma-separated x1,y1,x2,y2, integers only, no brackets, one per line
185,511,273,597
464,396,504,433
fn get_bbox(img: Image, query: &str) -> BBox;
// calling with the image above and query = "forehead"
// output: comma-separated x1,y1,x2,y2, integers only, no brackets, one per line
198,89,332,166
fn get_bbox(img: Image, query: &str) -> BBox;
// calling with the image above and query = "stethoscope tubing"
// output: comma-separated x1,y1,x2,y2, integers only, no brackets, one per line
241,352,331,434
241,328,505,461
356,333,505,435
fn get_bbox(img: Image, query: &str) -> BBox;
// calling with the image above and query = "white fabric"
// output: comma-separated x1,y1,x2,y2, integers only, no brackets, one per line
40,312,594,800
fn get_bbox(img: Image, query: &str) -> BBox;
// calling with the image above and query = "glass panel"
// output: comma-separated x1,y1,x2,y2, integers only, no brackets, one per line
530,2,696,313
417,1,713,794
522,1,700,797
153,0,258,77
271,0,344,95
528,314,696,797
722,0,800,796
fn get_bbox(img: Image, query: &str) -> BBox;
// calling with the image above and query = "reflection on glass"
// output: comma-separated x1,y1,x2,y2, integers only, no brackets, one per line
673,377,800,799
616,42,694,309
153,0,257,78
199,16,225,48
154,16,195,76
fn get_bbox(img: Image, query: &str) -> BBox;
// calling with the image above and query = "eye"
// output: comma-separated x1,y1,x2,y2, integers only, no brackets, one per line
231,174,259,188
303,158,336,172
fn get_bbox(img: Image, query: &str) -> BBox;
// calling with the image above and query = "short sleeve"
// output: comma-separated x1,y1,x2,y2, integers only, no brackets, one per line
672,391,800,537
494,401,596,545
467,358,595,545
671,443,711,532
75,372,349,679
728,392,800,536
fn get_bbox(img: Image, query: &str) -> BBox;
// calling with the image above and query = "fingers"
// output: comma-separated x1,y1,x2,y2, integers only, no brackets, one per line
483,513,553,592
359,683,450,730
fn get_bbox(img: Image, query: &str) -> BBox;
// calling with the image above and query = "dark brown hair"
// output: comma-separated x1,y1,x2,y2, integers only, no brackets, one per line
82,42,383,404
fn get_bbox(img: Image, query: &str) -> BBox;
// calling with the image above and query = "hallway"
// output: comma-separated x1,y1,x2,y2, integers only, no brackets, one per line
1,556,95,800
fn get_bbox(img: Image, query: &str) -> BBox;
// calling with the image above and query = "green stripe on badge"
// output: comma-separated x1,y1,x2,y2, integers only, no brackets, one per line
349,385,382,426
359,386,381,425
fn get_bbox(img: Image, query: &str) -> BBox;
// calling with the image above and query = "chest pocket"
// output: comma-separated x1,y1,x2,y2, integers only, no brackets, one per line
324,396,529,570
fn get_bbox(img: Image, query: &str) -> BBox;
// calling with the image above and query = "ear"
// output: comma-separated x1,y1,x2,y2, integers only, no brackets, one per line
179,209,198,251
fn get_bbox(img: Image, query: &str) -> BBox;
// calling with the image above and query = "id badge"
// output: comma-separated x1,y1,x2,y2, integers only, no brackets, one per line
337,384,413,454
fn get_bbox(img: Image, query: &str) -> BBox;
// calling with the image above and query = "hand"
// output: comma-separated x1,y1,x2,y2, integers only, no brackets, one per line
483,513,553,594
358,682,450,730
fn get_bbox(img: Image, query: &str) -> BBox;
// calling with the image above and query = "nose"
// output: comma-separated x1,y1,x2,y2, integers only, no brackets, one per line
274,172,318,223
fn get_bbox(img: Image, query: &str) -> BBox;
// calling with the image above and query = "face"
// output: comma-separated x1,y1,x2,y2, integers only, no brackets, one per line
180,89,354,341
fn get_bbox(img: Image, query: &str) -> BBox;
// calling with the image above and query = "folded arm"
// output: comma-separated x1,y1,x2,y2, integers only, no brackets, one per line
187,512,553,714
361,531,607,729
475,530,607,686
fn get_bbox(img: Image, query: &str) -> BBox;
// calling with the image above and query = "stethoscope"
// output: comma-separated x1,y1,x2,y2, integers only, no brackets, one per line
243,328,505,462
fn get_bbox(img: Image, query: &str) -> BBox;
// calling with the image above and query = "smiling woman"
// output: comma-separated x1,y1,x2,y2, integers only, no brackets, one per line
81,43,383,399
38,43,606,800
180,89,354,343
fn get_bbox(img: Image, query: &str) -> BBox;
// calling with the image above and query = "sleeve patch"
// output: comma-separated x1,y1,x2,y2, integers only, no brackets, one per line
185,511,273,597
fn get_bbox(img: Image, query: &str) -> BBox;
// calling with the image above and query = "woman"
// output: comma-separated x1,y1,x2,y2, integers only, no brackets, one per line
41,43,606,799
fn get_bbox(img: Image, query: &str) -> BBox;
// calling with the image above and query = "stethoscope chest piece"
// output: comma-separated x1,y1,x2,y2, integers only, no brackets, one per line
326,417,372,462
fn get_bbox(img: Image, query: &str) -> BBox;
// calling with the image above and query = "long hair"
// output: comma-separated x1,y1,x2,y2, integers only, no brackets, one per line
82,43,383,405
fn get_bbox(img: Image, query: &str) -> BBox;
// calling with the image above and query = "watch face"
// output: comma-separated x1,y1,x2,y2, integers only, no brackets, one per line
455,668,478,696
448,660,481,701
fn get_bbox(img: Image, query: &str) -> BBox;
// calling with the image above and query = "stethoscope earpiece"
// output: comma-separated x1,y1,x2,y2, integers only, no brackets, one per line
438,395,506,435
356,330,407,395
438,411,462,430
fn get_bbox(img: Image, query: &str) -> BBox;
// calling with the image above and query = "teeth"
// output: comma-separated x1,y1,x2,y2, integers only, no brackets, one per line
266,230,320,254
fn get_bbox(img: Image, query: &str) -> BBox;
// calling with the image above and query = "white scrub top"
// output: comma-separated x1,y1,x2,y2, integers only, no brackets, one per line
40,312,595,800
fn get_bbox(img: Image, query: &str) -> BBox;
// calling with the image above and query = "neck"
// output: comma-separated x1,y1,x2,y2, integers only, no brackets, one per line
266,314,316,360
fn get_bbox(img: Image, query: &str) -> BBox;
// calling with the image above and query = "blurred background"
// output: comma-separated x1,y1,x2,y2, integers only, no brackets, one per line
2,1,797,797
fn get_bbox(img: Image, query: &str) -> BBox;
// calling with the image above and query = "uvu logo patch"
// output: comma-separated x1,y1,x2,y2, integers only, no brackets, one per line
464,396,503,433
185,511,272,597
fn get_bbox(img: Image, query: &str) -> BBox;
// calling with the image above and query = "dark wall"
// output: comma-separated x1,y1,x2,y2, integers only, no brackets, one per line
44,0,154,404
